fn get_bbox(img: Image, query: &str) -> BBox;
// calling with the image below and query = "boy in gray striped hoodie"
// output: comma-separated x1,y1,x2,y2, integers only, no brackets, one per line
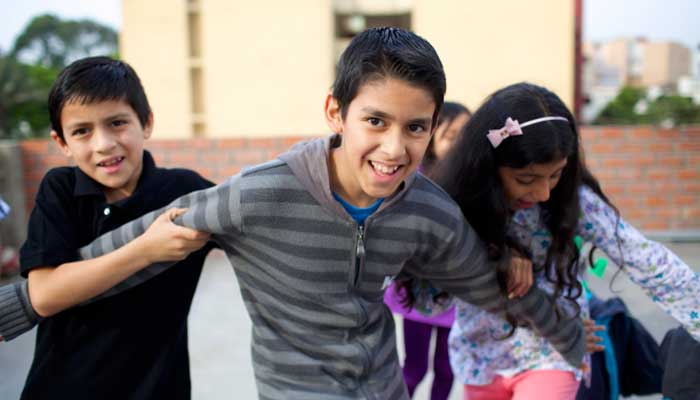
1,28,585,399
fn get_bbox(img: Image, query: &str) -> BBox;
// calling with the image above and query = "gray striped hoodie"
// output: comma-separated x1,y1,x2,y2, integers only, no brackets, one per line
0,135,584,399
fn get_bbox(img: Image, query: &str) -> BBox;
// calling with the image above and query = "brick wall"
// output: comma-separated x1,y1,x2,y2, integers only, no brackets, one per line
18,125,700,232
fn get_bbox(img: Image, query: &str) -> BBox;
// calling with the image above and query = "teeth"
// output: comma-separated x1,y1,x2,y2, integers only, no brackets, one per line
99,157,123,167
370,161,400,175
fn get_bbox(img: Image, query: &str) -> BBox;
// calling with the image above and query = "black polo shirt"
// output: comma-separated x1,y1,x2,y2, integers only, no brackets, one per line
19,151,215,400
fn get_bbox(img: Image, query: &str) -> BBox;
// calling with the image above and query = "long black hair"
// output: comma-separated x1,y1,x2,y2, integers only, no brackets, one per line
433,83,616,323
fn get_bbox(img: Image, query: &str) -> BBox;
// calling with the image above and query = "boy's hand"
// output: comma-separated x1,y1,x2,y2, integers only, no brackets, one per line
507,249,533,299
584,318,605,353
139,208,210,264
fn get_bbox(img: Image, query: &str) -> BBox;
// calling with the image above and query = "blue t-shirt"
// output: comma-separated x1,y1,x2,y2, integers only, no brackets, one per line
332,193,383,225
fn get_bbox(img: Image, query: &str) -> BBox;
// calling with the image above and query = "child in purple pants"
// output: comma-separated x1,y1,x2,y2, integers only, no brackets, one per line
384,102,470,400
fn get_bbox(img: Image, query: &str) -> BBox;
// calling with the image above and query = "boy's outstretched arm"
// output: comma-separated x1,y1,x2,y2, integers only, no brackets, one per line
0,174,242,342
405,219,586,367
0,209,209,341
28,208,209,317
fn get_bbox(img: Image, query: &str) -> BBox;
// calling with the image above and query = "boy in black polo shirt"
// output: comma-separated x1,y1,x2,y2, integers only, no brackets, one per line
15,57,214,399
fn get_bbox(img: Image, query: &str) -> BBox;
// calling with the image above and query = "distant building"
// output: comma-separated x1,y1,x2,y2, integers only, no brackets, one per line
121,0,577,138
581,38,692,123
586,38,691,89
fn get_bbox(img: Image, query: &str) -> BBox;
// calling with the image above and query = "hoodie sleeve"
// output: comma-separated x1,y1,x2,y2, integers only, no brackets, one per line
404,215,586,368
0,281,41,341
74,173,244,302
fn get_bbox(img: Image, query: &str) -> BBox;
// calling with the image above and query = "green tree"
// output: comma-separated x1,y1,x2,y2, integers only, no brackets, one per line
594,86,646,125
594,86,700,126
0,54,53,139
10,14,118,70
0,14,118,139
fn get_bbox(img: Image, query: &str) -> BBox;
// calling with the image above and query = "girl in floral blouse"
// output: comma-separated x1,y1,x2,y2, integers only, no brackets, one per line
430,82,700,399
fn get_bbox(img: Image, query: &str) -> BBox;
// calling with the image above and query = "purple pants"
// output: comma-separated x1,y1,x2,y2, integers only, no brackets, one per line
402,318,454,400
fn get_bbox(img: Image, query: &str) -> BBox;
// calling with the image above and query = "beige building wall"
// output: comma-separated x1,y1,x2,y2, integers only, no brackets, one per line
643,42,691,87
413,0,575,111
121,0,192,138
122,0,575,138
201,0,334,137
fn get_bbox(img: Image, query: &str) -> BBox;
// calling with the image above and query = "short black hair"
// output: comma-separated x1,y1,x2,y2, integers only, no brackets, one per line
48,56,151,140
332,27,446,126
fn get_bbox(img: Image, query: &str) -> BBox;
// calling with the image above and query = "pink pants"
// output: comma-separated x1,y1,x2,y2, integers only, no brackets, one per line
463,370,579,400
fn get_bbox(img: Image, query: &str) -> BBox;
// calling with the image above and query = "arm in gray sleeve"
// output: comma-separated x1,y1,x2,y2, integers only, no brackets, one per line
406,218,585,367
0,174,243,341
0,281,41,341
77,173,243,302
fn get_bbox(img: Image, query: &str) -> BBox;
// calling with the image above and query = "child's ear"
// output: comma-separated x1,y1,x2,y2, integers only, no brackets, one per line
143,112,154,139
324,93,343,134
50,131,72,157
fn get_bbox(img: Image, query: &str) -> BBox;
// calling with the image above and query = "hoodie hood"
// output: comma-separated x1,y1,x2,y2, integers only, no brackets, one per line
277,134,418,218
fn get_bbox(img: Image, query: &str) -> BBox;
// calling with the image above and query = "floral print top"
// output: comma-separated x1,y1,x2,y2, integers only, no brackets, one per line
449,185,700,386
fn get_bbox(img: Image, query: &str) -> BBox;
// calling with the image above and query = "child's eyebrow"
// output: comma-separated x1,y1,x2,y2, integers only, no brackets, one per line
103,112,132,122
360,107,431,125
360,107,393,120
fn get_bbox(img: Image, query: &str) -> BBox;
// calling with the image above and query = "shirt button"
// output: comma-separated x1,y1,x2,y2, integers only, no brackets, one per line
104,207,111,216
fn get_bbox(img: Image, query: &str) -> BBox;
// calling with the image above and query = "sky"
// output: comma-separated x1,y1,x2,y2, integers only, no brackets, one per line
0,0,698,51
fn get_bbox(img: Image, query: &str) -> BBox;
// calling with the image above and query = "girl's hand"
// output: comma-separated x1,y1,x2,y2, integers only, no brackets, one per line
138,208,211,264
507,249,533,298
584,318,605,353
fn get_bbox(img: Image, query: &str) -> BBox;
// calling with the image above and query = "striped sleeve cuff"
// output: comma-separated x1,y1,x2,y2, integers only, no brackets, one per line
0,281,41,341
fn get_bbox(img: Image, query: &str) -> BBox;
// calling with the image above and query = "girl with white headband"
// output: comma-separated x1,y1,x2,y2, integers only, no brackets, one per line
405,82,700,399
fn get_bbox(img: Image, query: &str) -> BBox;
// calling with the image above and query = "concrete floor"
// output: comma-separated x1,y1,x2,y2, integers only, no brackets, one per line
1,243,698,399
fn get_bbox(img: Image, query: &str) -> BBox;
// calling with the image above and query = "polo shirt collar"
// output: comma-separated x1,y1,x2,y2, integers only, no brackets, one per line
73,151,158,198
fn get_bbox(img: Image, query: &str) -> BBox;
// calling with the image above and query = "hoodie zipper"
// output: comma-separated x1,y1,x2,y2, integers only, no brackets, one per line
354,224,366,286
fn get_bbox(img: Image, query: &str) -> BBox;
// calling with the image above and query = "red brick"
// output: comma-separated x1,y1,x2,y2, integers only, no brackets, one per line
602,184,625,196
641,220,669,231
600,127,626,139
683,183,700,192
620,208,647,220
646,168,672,180
612,197,639,209
683,126,700,136
618,143,645,153
282,137,306,148
679,169,699,180
219,166,242,177
591,143,615,153
580,126,597,136
655,208,679,219
683,209,700,219
628,183,653,194
630,155,654,167
248,138,279,149
617,168,642,180
593,169,615,181
674,195,696,206
169,153,197,166
218,139,248,149
191,138,212,150
20,140,49,153
649,143,673,152
678,142,700,152
234,150,268,165
656,156,685,168
629,127,654,139
645,196,669,207
658,129,681,139
602,158,626,168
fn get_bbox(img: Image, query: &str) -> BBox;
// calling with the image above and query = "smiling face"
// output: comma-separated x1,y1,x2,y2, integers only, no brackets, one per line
498,158,568,210
51,99,153,202
326,77,436,207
